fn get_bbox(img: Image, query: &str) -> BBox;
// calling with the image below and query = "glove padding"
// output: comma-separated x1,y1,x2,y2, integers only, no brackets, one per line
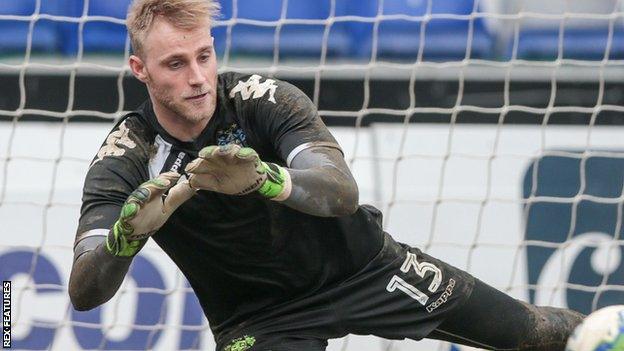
106,171,196,257
185,144,290,199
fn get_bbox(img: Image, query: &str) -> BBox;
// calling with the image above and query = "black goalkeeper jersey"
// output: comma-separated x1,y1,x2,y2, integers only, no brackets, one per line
76,72,385,336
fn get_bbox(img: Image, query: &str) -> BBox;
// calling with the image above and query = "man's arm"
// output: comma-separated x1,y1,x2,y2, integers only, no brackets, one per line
186,144,358,217
281,146,358,217
69,236,133,311
69,172,195,311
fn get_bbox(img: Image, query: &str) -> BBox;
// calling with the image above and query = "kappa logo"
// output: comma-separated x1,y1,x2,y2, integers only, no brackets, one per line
90,120,136,167
224,335,255,351
169,151,186,173
425,278,455,313
229,74,277,104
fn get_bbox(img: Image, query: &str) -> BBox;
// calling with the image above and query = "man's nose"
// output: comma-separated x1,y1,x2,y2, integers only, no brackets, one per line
188,61,206,86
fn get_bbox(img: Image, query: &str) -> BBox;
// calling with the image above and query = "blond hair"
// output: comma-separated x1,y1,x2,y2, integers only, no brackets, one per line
127,0,220,57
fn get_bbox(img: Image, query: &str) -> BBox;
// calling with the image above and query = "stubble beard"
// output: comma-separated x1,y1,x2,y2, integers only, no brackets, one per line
152,85,215,125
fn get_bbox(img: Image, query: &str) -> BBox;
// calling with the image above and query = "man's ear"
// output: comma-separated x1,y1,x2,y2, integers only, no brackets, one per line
129,55,148,83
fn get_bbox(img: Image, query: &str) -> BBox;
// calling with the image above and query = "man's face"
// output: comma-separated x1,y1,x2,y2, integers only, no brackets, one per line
136,17,218,125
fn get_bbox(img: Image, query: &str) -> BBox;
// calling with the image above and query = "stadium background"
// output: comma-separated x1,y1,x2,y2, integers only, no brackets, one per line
1,0,623,350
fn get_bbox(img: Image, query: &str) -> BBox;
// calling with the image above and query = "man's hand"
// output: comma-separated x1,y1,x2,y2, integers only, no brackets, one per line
106,171,196,257
185,144,291,200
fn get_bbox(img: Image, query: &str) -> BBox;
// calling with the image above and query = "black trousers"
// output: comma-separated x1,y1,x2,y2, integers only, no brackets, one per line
217,234,584,351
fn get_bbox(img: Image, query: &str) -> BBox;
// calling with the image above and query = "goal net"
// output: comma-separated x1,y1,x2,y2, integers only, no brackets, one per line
1,0,623,350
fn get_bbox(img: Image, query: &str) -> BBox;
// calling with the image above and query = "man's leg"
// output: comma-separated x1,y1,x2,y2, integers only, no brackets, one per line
427,278,585,351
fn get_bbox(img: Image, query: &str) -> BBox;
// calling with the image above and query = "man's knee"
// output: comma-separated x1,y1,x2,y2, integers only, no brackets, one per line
515,302,585,350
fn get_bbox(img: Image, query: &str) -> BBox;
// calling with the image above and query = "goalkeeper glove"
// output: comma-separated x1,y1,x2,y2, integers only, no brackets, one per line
106,171,196,257
185,144,291,200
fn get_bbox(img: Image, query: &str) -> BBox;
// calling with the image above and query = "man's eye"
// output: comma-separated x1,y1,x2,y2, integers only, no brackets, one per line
169,61,183,69
199,54,210,62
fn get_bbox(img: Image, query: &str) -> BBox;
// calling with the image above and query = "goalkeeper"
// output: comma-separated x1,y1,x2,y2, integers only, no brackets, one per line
69,0,585,350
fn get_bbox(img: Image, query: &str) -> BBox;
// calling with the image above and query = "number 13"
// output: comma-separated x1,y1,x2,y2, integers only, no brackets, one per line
385,252,442,305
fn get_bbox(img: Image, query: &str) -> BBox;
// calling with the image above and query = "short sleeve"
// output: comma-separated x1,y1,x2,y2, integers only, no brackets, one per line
229,74,342,166
75,116,151,246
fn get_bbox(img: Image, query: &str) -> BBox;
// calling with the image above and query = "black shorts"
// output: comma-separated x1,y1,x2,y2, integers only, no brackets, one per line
216,233,476,351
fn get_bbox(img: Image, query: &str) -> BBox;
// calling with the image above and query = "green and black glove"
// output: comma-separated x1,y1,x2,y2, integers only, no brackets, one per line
106,171,196,257
185,144,292,200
